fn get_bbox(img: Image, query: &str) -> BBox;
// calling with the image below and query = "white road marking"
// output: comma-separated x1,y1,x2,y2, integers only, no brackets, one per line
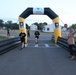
45,44,50,47
55,44,60,47
25,44,28,47
35,44,38,47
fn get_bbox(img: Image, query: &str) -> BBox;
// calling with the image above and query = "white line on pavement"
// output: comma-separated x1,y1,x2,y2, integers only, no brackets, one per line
45,44,50,47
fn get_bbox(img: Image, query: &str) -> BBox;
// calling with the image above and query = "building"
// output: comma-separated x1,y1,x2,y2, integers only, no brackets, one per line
30,24,37,30
42,24,55,32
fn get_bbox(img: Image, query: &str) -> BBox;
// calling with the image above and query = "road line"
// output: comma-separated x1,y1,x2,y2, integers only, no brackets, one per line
35,44,38,47
45,44,50,47
25,44,28,47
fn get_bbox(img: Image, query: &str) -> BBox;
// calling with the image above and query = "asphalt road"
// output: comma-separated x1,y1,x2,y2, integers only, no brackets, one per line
0,33,76,75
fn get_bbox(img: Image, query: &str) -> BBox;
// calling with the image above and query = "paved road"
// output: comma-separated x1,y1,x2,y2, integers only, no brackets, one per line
0,33,76,75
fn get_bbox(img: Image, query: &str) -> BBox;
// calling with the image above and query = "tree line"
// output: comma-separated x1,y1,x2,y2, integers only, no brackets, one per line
71,23,76,30
0,19,76,30
31,22,47,30
0,19,19,29
0,19,48,30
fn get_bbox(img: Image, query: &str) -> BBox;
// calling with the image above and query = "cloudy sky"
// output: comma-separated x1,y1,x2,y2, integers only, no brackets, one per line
0,0,76,26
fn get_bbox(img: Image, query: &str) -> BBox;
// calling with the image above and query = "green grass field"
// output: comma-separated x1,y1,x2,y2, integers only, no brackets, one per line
0,36,9,40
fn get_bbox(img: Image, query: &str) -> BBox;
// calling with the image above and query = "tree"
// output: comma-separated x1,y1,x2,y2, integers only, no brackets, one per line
33,22,39,26
7,20,12,25
38,22,47,30
12,23,19,29
4,20,12,29
32,22,47,30
0,19,4,28
33,22,39,29
4,21,19,29
71,24,76,29
43,22,47,25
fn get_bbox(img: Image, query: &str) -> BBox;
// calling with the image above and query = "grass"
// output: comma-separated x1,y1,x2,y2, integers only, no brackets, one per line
0,36,9,40
0,29,76,42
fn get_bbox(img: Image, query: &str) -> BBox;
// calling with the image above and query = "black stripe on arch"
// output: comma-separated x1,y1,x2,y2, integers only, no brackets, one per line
19,7,58,20
44,8,58,20
19,8,33,19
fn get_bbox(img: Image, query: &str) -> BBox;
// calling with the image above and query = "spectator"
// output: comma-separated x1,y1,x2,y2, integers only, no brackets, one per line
67,28,76,60
7,29,10,36
27,29,30,37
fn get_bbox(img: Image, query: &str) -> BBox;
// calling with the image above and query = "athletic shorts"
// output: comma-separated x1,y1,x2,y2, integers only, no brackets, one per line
35,36,39,39
20,38,25,43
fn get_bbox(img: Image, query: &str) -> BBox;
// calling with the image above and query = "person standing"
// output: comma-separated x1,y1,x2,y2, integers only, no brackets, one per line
19,30,26,50
27,29,30,37
67,28,76,59
34,29,40,44
7,29,10,36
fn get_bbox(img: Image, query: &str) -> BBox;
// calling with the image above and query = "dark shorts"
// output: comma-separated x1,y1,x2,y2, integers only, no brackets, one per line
20,38,25,43
35,36,39,39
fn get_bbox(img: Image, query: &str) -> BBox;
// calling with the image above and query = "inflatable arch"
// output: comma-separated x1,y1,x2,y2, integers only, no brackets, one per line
18,7,61,43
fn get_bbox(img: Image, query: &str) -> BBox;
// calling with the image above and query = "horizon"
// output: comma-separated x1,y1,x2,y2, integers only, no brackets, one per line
1,17,74,27
0,0,76,26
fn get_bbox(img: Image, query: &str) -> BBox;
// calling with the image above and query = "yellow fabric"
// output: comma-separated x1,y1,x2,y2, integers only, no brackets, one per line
18,17,25,22
19,28,27,43
53,17,59,22
54,28,62,43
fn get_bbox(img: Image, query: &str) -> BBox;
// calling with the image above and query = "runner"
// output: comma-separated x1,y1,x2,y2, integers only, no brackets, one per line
19,30,26,50
34,29,40,44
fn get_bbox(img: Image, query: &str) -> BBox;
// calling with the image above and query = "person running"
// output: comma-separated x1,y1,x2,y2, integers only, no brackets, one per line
19,30,26,50
67,28,76,60
34,29,40,44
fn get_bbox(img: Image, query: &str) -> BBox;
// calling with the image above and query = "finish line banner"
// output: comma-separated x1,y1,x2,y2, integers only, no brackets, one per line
33,8,44,14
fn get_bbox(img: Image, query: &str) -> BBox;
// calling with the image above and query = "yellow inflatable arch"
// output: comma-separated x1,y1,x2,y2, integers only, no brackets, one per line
18,7,62,43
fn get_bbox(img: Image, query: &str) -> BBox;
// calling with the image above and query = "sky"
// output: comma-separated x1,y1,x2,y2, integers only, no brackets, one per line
0,0,76,26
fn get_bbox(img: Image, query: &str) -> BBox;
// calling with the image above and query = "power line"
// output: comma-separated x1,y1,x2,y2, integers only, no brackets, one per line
59,18,65,25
